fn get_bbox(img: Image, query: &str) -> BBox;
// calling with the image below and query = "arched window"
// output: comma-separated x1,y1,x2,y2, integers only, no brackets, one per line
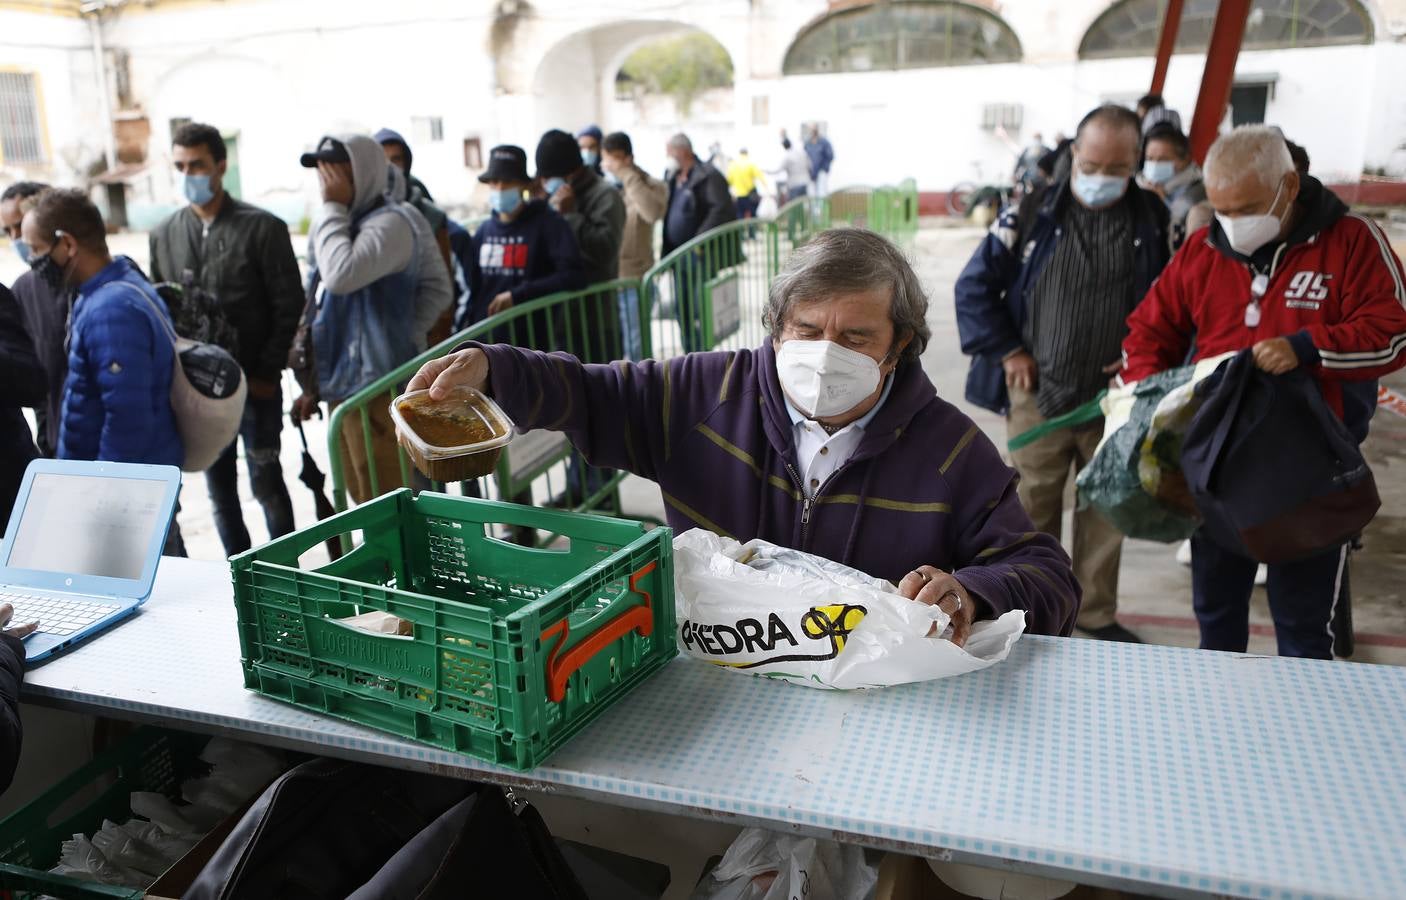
1079,0,1373,60
783,1,1022,75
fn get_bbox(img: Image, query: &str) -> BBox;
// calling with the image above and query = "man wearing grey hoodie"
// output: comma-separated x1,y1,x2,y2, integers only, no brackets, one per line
295,133,452,503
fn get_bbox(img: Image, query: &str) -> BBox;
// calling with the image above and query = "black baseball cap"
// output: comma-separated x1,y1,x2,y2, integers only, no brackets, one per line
479,145,530,184
300,136,350,168
535,129,582,179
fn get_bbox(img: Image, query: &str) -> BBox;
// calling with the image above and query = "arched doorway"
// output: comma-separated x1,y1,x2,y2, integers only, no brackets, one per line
529,21,739,177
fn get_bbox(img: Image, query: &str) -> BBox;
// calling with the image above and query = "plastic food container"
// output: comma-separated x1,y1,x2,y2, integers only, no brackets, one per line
390,385,514,482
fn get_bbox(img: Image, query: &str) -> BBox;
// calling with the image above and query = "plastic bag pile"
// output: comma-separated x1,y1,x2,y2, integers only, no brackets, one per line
49,738,286,889
691,827,878,900
673,530,1025,690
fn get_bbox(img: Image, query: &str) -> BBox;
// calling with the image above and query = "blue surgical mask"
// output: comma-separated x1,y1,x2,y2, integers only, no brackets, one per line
543,176,567,196
1072,171,1128,208
1142,159,1177,185
181,173,215,205
491,188,523,216
581,149,599,168
604,171,622,188
13,238,31,265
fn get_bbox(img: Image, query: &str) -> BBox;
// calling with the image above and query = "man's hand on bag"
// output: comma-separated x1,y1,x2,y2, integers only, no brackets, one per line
291,392,320,422
897,566,975,648
248,377,279,401
407,348,490,401
1252,337,1299,375
0,603,38,641
487,291,514,316
1103,358,1124,388
1003,350,1038,393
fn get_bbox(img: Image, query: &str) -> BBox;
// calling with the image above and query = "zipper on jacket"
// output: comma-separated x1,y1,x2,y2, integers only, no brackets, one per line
787,460,853,549
784,462,809,526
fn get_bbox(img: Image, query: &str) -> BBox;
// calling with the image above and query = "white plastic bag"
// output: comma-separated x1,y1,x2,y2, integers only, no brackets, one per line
673,530,1025,690
691,828,878,900
56,833,146,887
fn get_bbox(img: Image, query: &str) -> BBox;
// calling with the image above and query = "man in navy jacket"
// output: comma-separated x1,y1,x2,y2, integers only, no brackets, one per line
955,105,1170,643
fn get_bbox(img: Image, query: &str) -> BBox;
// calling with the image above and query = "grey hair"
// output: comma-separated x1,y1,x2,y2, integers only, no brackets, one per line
667,133,693,152
1204,125,1294,192
764,228,930,362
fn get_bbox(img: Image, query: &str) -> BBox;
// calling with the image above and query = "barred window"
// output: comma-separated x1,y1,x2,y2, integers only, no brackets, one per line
1080,0,1373,60
0,72,45,165
783,1,1022,76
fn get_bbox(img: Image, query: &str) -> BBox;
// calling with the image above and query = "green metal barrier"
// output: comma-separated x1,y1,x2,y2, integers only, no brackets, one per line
326,182,918,523
637,218,769,360
326,281,637,532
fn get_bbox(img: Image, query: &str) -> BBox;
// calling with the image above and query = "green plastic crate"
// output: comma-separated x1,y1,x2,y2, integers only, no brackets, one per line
230,490,676,770
0,727,209,899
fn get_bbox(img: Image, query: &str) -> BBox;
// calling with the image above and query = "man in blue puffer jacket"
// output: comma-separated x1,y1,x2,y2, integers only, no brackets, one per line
22,190,182,467
20,189,186,551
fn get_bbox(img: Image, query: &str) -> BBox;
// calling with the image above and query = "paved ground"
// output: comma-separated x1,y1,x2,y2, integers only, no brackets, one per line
4,223,1404,666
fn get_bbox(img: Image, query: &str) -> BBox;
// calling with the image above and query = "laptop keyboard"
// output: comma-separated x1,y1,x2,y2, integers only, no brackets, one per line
0,592,120,637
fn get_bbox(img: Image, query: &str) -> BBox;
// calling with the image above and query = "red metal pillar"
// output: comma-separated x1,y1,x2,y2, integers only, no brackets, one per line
1187,0,1253,164
1149,0,1185,96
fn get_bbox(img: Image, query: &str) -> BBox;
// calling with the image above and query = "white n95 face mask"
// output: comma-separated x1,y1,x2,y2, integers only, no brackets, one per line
776,339,883,419
1216,180,1287,257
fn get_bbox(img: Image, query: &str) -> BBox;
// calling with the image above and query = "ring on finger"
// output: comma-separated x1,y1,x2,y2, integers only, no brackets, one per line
939,591,962,613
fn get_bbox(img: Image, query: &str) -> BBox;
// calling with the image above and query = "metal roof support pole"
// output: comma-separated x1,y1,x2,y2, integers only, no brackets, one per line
1187,0,1252,164
1149,0,1185,96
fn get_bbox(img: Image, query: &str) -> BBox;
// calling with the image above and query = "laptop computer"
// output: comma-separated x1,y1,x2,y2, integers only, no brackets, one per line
0,459,181,663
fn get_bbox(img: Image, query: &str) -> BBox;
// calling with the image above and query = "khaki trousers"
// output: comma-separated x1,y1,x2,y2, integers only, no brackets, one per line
1007,386,1123,630
336,399,413,505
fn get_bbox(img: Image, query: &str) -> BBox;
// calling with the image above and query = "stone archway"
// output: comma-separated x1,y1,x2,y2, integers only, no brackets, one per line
527,20,742,173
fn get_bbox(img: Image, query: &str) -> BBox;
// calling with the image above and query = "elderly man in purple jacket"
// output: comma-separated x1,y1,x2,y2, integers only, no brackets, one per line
409,229,1079,641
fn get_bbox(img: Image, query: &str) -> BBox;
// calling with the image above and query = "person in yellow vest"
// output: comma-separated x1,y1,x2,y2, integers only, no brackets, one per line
726,148,768,237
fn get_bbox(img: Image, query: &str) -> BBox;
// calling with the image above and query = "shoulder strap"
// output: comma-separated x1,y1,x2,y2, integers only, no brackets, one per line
115,281,180,349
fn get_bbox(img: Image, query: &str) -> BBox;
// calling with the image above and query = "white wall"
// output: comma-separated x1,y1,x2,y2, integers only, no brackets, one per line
1364,41,1406,175
0,10,102,187
107,0,501,219
5,0,1403,223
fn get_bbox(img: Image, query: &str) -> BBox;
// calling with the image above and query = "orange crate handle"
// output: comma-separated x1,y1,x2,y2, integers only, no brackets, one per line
542,561,657,703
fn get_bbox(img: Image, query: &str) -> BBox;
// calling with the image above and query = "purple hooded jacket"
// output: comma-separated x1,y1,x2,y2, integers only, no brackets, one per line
470,340,1081,635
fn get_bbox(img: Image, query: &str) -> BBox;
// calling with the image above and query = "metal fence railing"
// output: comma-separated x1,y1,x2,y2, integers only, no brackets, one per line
325,182,920,534
326,281,637,535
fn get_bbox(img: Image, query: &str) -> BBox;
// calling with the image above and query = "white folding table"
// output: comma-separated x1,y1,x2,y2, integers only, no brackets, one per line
21,558,1406,899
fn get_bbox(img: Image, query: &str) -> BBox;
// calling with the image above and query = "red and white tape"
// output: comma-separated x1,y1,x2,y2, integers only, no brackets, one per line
1378,385,1406,419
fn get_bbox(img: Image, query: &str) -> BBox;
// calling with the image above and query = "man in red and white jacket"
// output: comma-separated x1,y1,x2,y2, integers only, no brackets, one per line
1120,125,1406,659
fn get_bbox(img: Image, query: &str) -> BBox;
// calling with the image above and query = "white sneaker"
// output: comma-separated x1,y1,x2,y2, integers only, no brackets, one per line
1255,564,1268,586
1175,540,1192,566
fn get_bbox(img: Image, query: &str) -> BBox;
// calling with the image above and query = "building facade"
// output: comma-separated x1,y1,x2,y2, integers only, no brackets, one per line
1,0,1404,225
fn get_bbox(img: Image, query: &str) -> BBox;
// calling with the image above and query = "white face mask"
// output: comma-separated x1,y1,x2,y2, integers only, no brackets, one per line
776,339,884,419
1216,179,1287,257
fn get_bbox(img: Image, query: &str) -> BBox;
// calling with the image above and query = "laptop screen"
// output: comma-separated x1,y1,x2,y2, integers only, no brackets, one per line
5,473,170,582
